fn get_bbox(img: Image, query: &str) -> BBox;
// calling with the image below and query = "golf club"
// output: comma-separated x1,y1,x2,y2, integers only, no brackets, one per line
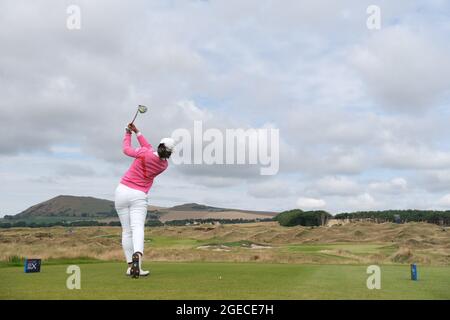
130,105,148,124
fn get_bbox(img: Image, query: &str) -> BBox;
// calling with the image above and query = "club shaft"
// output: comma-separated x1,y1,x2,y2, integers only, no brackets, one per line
130,110,139,124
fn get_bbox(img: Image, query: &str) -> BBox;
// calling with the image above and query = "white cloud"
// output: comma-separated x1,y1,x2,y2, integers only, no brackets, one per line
437,194,450,207
352,25,450,111
419,170,450,192
176,100,212,122
313,176,359,196
297,197,326,210
248,180,292,199
346,193,377,211
189,176,241,188
369,177,408,194
380,143,450,170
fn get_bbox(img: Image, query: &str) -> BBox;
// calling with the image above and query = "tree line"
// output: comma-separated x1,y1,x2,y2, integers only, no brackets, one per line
2,209,449,229
0,217,274,228
274,209,450,227
163,218,273,226
0,220,117,228
334,210,450,225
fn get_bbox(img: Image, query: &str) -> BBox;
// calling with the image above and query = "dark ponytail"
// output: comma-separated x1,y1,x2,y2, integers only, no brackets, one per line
157,143,172,159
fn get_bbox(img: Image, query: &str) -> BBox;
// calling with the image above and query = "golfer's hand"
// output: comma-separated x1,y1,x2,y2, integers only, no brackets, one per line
127,123,139,134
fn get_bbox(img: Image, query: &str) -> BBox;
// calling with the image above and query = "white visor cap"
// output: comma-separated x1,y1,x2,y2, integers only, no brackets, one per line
159,137,175,151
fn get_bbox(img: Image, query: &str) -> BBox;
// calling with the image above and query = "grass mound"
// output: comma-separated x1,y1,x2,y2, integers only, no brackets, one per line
391,248,414,263
1,222,449,265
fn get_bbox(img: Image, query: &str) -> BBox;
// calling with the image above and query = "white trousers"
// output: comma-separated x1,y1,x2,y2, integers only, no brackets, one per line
114,183,148,263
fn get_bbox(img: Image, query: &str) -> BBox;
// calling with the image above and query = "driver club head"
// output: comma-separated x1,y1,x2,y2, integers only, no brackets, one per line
138,105,148,113
130,104,149,124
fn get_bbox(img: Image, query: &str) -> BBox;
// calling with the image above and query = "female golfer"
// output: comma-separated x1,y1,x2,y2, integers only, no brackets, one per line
115,123,174,278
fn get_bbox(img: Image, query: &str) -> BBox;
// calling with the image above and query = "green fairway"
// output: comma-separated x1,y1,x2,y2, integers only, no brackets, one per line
0,261,449,299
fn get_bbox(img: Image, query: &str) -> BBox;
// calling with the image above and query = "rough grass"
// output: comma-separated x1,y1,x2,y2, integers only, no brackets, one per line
0,261,449,300
1,222,449,300
0,222,449,265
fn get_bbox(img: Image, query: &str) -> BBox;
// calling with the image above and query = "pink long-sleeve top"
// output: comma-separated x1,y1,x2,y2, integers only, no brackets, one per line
120,131,168,193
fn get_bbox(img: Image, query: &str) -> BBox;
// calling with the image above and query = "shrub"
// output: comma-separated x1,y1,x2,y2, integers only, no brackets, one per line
0,223,12,228
275,209,331,227
108,221,122,227
8,255,25,266
145,220,164,227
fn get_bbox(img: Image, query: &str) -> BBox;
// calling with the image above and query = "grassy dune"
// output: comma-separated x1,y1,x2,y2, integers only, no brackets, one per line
0,222,449,265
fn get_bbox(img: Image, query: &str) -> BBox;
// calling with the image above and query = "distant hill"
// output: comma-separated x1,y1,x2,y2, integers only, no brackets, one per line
154,203,277,222
170,203,226,212
14,195,116,219
8,196,278,222
168,202,273,214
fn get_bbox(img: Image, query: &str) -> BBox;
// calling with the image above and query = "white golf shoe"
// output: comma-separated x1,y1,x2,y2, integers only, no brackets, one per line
129,252,150,278
126,267,149,276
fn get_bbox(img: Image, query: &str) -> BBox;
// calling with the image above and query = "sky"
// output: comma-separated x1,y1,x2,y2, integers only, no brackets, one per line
1,0,450,216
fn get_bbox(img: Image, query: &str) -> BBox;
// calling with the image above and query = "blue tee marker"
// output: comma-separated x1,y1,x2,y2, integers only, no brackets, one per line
24,259,41,273
410,263,418,281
